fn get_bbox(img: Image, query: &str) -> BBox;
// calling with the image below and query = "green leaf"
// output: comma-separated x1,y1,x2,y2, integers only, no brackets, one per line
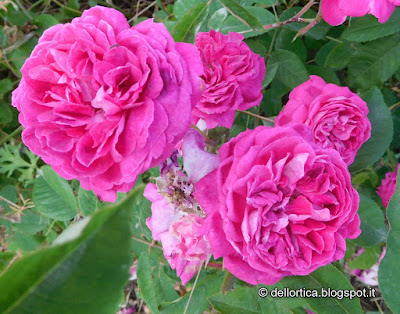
12,210,49,235
208,7,228,31
78,186,98,216
305,65,340,85
348,35,400,90
219,7,275,38
0,185,137,313
348,246,381,271
171,3,209,43
0,79,12,99
209,287,261,313
33,166,77,221
269,49,309,90
0,103,13,124
350,88,393,171
210,285,309,314
341,9,400,42
174,0,207,20
379,171,400,313
219,0,264,30
262,62,278,88
0,143,39,187
352,193,387,247
33,14,59,36
274,265,363,314
7,231,41,252
160,271,224,314
137,253,159,314
0,185,17,212
275,29,307,62
315,41,338,67
325,42,353,70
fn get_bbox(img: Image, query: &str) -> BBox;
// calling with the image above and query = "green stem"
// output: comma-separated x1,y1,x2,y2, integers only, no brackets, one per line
0,126,22,146
184,263,203,314
220,270,235,293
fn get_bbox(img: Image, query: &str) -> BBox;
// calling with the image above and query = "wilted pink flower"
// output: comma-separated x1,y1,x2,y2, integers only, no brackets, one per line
276,76,371,165
192,30,265,129
195,124,360,285
321,0,398,25
144,129,218,284
12,6,203,202
377,165,399,208
350,247,386,286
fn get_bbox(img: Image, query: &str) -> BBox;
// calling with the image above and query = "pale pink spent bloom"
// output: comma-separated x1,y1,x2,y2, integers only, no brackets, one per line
350,247,386,286
144,129,218,285
321,0,399,26
12,6,203,202
168,214,212,285
276,75,371,165
193,30,265,129
195,124,360,285
377,165,399,208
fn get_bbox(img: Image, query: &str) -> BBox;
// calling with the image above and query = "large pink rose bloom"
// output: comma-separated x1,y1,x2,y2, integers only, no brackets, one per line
377,165,399,208
192,30,265,129
195,125,360,285
12,6,203,202
321,0,399,26
275,76,371,165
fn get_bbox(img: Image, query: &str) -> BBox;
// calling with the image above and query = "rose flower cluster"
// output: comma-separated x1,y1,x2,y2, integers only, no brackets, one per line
13,6,372,285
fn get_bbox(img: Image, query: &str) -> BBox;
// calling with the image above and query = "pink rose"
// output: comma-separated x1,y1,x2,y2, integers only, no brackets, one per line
144,129,218,285
12,6,203,202
275,76,371,165
195,124,360,285
377,165,399,208
192,30,265,129
321,0,398,26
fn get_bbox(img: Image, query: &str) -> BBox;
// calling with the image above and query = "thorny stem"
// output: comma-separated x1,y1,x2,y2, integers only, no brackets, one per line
239,0,320,37
293,4,322,41
219,270,235,293
238,110,275,124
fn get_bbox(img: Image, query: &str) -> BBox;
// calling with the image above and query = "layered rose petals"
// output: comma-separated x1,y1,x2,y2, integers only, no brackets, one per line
195,125,360,285
276,76,371,165
192,30,265,129
12,6,203,202
321,0,398,25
